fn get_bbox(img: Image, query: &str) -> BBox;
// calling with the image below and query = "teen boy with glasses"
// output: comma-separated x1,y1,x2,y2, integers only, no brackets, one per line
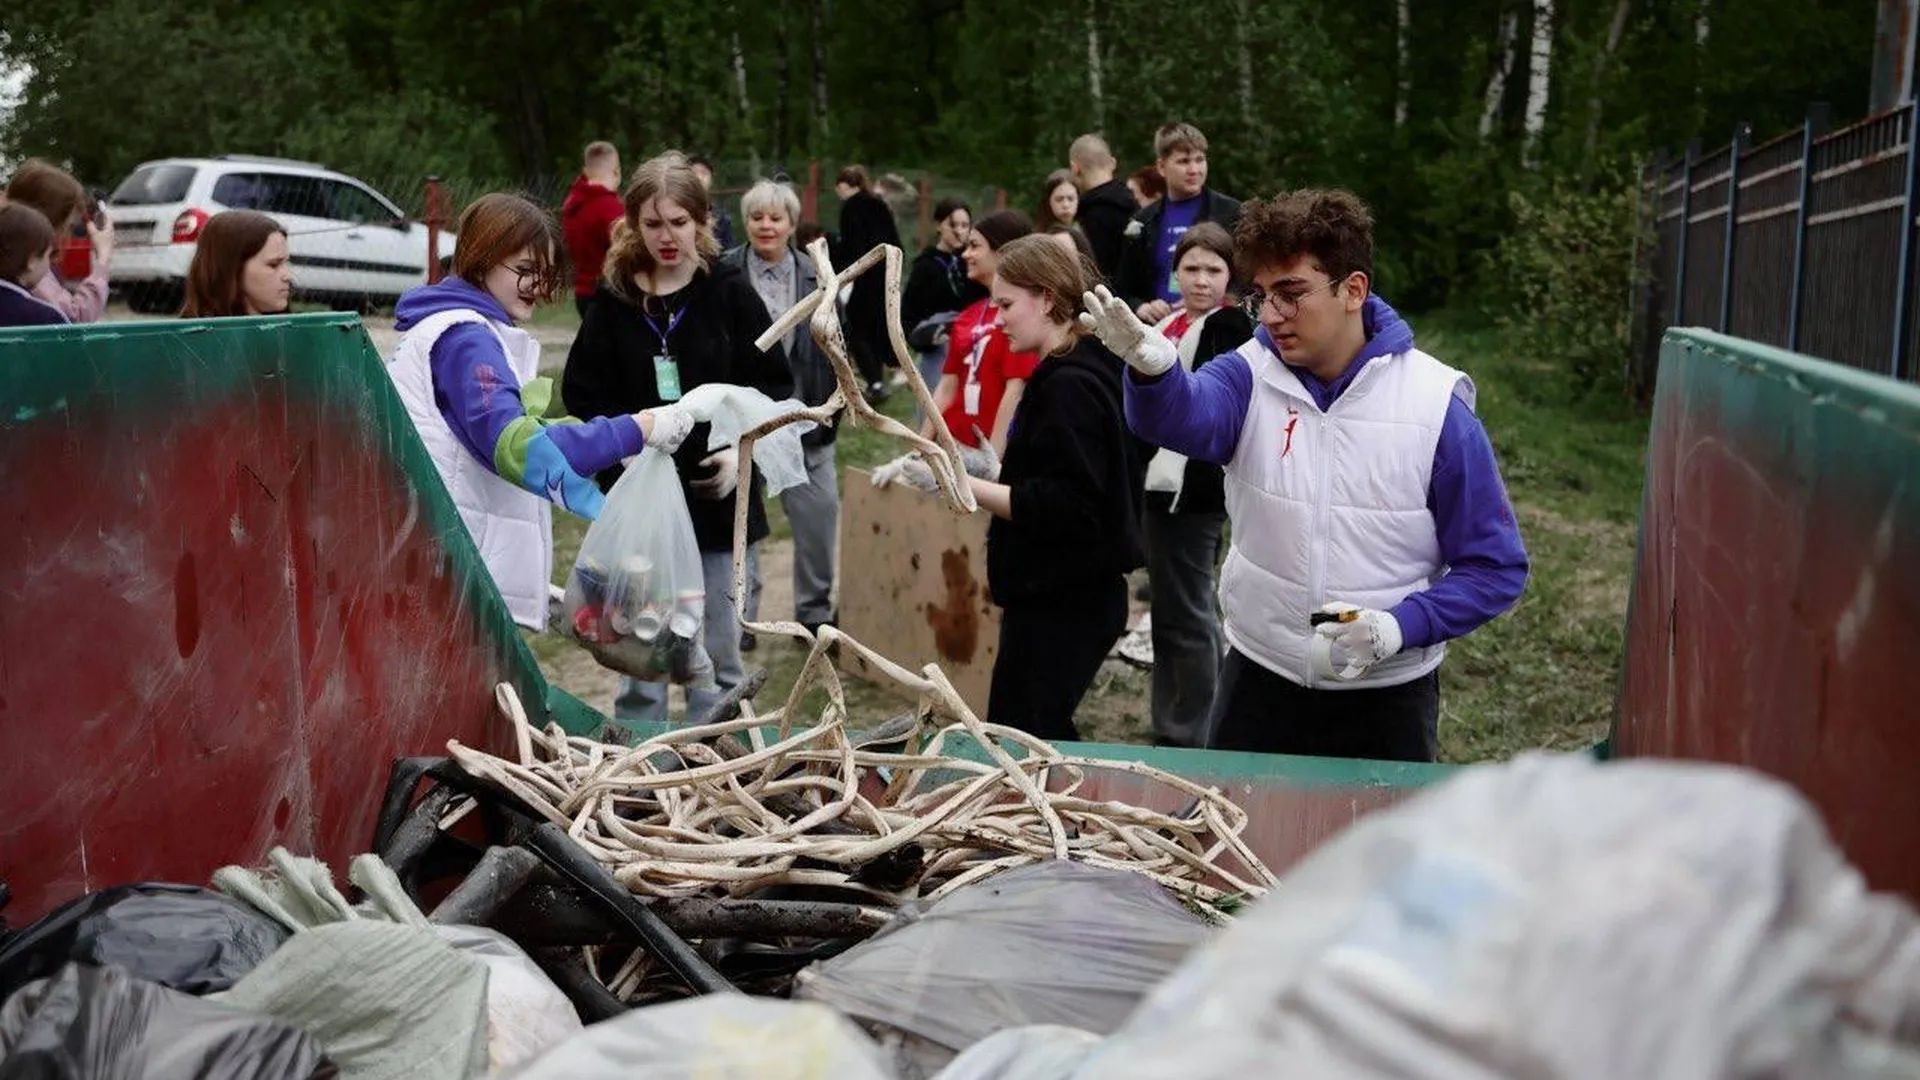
1081,188,1529,762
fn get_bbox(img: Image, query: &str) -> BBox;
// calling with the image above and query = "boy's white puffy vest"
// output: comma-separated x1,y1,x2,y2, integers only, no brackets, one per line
387,310,552,630
1219,337,1474,690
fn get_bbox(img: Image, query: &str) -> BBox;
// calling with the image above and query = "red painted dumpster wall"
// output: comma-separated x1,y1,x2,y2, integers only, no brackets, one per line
0,316,556,923
1615,330,1920,899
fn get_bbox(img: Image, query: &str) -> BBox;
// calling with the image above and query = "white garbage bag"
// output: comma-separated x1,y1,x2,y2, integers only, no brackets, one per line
1069,753,1920,1080
504,995,895,1080
434,925,582,1073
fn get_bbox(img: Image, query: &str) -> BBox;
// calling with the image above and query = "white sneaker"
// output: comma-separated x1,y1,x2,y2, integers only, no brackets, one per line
1113,614,1154,669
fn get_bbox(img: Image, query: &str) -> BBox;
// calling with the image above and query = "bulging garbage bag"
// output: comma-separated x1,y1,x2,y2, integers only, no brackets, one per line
794,860,1212,1076
0,885,289,1003
0,962,333,1080
506,995,894,1080
1071,753,1920,1080
433,925,581,1072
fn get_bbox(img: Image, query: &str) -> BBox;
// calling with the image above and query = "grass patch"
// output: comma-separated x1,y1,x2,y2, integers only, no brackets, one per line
528,314,1650,764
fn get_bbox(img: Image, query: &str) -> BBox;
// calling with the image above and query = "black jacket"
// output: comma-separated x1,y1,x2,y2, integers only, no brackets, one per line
1114,188,1244,309
837,191,903,367
561,263,795,552
901,244,984,339
1145,307,1255,516
1076,178,1138,282
987,338,1145,608
720,244,837,448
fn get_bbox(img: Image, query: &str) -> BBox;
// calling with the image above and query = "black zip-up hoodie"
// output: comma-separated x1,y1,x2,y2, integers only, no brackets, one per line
1076,178,1140,282
987,337,1145,608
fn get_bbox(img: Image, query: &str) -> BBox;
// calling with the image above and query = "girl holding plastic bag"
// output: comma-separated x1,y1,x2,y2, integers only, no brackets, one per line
388,193,700,630
562,153,795,726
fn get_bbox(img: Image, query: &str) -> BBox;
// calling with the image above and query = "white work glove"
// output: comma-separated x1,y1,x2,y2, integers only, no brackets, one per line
1310,602,1404,681
690,447,740,500
870,453,939,493
1077,285,1177,377
959,425,1000,481
639,404,696,454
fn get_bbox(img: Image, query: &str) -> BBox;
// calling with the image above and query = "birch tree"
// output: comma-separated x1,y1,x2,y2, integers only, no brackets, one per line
810,0,830,145
1521,0,1555,166
1394,0,1412,128
1085,0,1105,131
1480,8,1520,139
1233,0,1257,133
725,1,761,175
1582,0,1634,164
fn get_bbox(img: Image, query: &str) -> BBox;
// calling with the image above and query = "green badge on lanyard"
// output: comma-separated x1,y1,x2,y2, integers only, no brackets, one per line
654,353,683,401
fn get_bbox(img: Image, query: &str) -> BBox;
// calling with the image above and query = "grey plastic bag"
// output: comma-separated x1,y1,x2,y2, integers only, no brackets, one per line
506,996,895,1080
794,861,1211,1074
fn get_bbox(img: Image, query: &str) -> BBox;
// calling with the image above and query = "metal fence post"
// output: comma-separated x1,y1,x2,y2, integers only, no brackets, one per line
1719,123,1750,333
1672,139,1700,327
1894,101,1920,378
994,188,1008,212
917,175,934,250
424,176,446,285
1788,104,1829,354
803,160,820,224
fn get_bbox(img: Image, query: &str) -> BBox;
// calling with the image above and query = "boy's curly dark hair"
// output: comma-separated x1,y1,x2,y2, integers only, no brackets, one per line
1233,189,1375,287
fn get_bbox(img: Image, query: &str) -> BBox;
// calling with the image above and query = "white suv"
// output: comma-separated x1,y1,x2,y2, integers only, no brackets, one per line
107,155,449,313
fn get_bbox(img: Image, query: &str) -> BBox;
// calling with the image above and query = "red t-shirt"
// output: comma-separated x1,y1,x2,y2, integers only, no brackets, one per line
561,176,625,299
940,298,1039,447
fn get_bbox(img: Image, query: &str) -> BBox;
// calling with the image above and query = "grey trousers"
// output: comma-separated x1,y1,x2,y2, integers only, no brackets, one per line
746,441,839,626
1142,505,1227,747
613,548,747,726
913,348,946,428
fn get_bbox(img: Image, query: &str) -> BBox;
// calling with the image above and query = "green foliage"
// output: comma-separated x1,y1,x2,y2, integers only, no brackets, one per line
0,0,1881,309
1489,176,1646,398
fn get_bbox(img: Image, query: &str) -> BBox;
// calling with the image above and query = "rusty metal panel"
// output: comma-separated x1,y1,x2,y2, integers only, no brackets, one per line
0,314,573,922
1614,328,1920,899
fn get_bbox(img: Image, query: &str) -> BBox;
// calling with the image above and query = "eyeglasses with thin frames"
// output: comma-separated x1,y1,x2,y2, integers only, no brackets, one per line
1239,274,1346,320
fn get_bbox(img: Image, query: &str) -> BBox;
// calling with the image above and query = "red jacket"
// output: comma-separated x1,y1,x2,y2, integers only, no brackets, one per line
561,175,624,299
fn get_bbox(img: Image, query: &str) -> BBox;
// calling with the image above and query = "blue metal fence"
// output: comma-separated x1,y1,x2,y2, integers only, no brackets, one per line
1636,102,1920,394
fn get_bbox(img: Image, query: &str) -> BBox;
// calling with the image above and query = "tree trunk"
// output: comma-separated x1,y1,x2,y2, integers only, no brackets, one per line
1085,0,1105,132
1233,0,1257,132
1521,0,1555,166
774,5,792,164
810,0,830,146
1479,9,1520,140
725,1,762,176
1581,0,1634,165
1394,0,1412,128
1695,0,1711,46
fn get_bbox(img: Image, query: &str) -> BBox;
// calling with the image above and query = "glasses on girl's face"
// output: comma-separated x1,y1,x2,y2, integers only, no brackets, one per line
1240,274,1344,319
510,265,543,291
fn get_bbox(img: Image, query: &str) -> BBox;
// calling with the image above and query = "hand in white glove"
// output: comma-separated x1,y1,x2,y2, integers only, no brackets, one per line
870,453,940,493
959,425,1000,481
673,382,734,421
690,447,740,500
1310,602,1404,681
638,404,696,454
1077,284,1177,377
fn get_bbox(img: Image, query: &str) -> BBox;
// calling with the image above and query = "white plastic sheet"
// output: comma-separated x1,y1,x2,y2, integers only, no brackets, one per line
676,382,815,496
434,926,582,1073
1067,753,1920,1080
504,995,895,1080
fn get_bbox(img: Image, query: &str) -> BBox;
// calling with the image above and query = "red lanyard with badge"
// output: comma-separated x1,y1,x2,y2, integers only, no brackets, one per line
961,306,995,416
641,303,688,401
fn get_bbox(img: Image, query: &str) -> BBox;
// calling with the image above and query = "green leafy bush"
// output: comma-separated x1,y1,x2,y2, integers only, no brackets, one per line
1491,179,1646,398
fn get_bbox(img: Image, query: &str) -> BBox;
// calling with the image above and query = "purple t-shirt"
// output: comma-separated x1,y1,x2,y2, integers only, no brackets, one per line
1152,195,1204,304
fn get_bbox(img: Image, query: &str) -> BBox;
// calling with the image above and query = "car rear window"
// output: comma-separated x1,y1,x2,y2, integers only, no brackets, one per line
109,164,197,205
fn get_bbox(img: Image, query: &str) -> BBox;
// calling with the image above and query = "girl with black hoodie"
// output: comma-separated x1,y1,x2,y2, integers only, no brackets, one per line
965,235,1144,741
561,153,794,727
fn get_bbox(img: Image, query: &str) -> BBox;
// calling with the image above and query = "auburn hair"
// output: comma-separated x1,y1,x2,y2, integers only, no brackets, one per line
993,234,1092,339
0,203,55,283
452,193,565,302
602,152,718,299
180,211,288,317
5,159,85,232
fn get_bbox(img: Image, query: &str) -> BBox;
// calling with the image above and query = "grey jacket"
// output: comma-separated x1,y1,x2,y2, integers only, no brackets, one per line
721,244,838,447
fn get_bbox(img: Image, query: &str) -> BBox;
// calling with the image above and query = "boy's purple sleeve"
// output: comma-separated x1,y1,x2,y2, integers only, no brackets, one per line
1390,396,1530,648
1122,351,1254,466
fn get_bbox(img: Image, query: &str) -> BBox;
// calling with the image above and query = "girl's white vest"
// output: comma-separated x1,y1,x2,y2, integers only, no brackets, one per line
387,310,551,630
1219,337,1473,689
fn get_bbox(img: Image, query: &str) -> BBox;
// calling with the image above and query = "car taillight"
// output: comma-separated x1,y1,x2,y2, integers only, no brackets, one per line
171,209,209,243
